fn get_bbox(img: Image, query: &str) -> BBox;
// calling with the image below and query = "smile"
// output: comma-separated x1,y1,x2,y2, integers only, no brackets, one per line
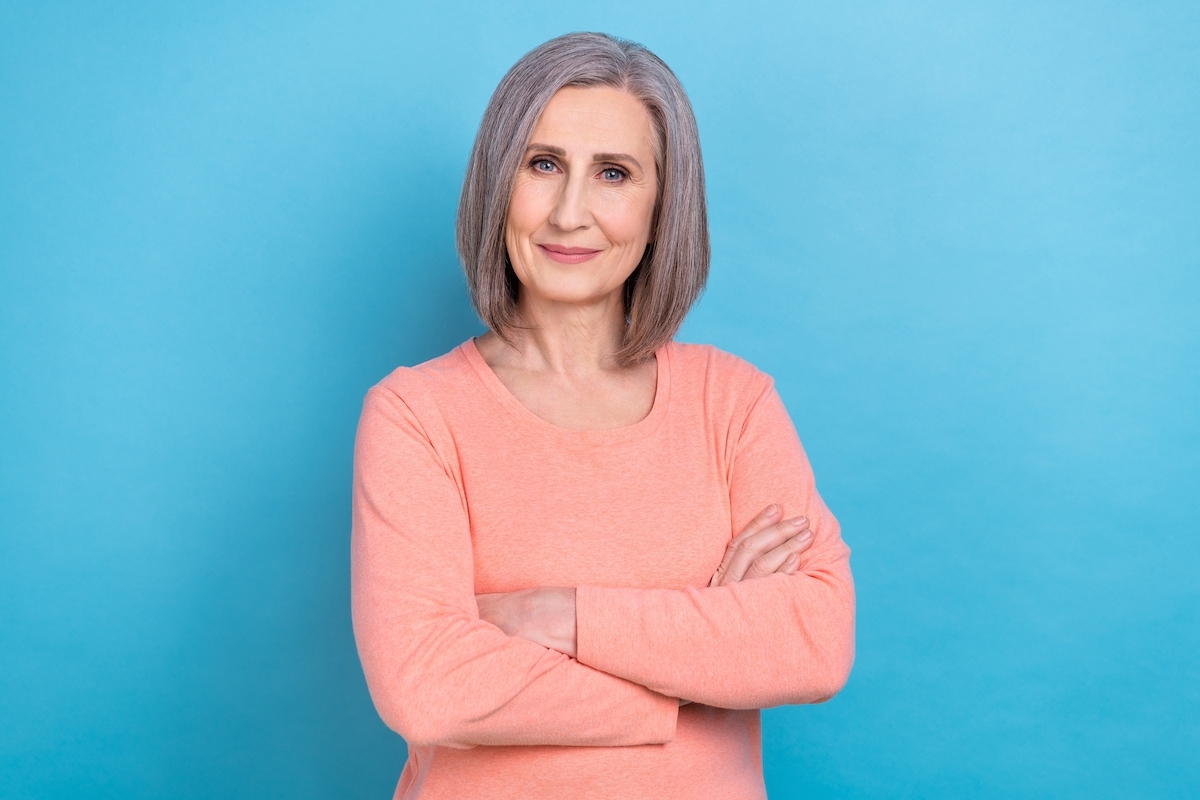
537,244,602,264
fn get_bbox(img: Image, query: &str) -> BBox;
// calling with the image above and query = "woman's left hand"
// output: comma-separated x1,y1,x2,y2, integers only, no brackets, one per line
709,505,814,587
476,587,578,657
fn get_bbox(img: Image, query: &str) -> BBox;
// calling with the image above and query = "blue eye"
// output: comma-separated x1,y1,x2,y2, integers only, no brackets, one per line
602,167,625,181
532,159,556,173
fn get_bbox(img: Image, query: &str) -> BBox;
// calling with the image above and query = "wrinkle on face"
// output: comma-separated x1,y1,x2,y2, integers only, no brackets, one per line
505,85,659,313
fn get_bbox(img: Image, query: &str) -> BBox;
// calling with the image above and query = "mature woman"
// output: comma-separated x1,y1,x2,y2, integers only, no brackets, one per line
351,32,855,800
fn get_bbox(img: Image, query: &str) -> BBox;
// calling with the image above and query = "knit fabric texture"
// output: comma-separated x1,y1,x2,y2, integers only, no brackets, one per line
351,338,855,799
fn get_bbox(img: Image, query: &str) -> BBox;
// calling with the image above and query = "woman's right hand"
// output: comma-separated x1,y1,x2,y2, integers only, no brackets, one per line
708,505,813,587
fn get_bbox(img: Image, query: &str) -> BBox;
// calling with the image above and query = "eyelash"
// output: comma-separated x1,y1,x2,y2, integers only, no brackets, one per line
529,158,628,182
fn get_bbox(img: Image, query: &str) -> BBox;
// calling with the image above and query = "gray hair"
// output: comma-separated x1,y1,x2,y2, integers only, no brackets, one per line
456,32,709,365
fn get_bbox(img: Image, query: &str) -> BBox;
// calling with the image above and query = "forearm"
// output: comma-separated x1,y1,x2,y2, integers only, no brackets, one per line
353,591,678,748
476,536,852,709
574,559,854,708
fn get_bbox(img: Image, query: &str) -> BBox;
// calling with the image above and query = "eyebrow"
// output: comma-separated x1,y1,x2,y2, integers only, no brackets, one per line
525,143,643,172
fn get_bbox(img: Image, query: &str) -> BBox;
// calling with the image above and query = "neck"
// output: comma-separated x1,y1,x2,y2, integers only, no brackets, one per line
499,288,629,374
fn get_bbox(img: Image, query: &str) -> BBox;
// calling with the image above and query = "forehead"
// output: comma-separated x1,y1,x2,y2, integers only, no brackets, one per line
531,86,656,158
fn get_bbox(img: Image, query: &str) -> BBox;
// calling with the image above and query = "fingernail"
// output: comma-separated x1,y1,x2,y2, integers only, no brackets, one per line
797,530,813,541
764,504,778,516
789,517,807,527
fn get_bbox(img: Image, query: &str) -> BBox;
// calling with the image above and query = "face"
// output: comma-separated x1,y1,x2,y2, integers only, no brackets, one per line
505,85,659,312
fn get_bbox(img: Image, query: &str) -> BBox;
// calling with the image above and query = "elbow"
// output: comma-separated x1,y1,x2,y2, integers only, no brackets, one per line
787,653,851,706
806,651,853,704
754,646,853,709
379,698,474,750
788,608,855,705
391,716,457,750
374,692,423,744
797,578,856,704
370,683,425,743
355,619,480,749
750,630,854,709
807,623,856,704
368,676,474,750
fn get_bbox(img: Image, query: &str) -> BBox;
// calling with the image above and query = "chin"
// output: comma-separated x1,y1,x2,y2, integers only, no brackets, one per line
537,289,618,307
523,273,626,307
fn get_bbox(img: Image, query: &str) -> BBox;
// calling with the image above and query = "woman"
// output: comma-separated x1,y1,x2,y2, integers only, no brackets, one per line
351,32,854,800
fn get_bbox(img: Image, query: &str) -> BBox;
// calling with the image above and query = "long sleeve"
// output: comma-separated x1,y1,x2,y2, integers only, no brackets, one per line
351,382,679,749
573,375,855,709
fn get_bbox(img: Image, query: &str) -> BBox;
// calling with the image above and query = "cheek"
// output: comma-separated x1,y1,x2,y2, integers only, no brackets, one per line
507,179,552,236
597,192,657,247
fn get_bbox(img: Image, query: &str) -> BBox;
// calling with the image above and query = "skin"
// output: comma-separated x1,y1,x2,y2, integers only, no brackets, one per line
473,86,813,680
479,84,660,431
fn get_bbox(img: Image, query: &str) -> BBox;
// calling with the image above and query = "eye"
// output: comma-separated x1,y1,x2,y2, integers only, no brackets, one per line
531,158,558,173
600,167,627,182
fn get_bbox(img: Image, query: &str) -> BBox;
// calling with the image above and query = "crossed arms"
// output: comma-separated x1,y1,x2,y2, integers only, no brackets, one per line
350,377,855,749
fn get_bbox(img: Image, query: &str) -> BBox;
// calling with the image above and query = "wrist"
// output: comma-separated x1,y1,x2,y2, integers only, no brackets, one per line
522,587,577,657
548,587,578,658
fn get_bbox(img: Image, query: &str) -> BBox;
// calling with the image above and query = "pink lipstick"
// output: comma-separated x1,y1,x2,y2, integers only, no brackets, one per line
537,244,602,264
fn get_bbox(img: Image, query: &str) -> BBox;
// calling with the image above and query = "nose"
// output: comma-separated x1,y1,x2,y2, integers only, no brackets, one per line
547,171,591,232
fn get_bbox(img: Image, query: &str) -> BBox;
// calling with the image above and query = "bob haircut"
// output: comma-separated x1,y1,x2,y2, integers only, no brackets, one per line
456,32,709,365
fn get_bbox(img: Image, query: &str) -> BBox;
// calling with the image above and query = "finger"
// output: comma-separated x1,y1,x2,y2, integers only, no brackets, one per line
721,517,809,585
712,505,783,587
781,552,801,574
710,505,782,587
742,529,814,581
731,505,783,548
720,517,807,585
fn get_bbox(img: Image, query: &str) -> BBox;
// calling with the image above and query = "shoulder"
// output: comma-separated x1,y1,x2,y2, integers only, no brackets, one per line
664,341,780,442
369,343,474,405
360,343,481,443
355,347,477,478
664,342,793,467
666,340,774,401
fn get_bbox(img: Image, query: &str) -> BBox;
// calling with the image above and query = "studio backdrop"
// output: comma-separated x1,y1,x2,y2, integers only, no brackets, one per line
1,1,1197,798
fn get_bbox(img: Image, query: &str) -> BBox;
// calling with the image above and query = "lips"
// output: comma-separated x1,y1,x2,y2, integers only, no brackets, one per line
537,243,602,264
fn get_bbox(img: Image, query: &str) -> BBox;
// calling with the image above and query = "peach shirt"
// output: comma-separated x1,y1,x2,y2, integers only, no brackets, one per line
351,339,855,799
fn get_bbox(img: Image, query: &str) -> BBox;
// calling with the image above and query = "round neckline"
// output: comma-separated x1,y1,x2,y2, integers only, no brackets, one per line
459,336,672,445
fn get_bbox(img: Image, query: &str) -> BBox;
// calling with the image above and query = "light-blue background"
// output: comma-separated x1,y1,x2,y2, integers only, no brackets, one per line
2,1,1196,797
